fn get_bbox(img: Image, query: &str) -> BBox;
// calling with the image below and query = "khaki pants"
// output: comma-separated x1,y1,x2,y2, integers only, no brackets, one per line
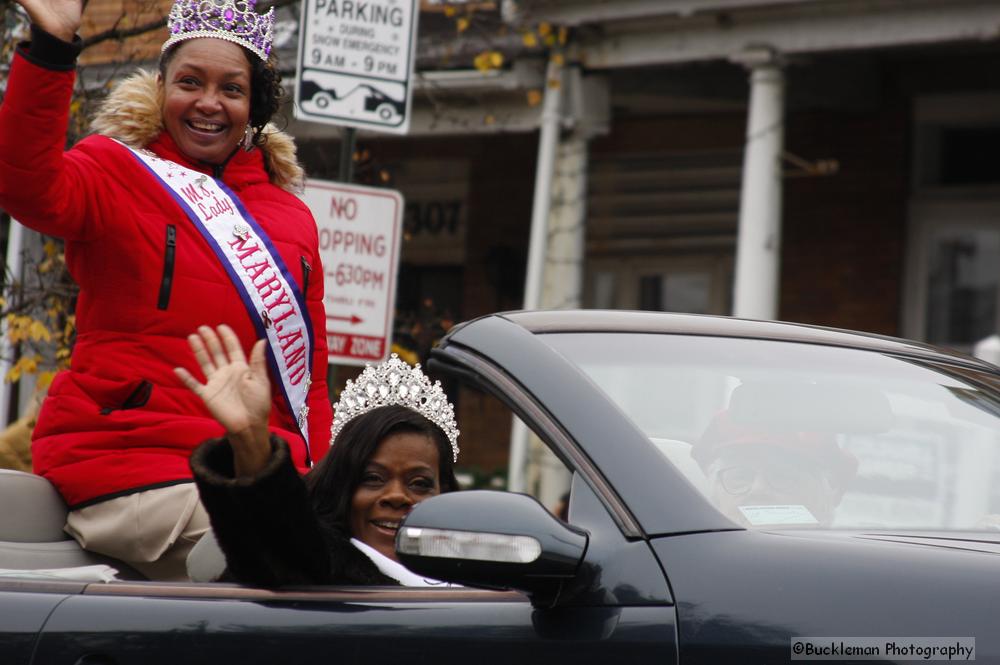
65,483,210,581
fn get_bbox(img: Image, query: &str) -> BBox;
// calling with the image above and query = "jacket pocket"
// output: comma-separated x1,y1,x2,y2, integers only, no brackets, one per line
100,380,153,415
157,225,177,310
300,256,312,294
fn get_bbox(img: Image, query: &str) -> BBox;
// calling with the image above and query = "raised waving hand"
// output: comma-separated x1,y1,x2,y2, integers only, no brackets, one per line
14,0,83,42
175,325,273,477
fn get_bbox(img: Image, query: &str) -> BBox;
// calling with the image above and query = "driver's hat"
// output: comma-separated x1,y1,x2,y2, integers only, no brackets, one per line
692,408,858,485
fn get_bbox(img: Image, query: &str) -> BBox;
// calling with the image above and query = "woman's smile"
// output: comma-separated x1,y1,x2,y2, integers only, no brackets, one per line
187,118,226,133
350,432,441,561
370,519,402,537
160,39,251,165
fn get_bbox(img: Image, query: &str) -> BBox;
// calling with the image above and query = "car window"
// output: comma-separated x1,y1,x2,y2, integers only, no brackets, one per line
444,376,573,519
540,333,1000,532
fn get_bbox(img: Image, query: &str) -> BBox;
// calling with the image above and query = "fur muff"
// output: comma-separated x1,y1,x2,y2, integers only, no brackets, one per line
191,437,398,587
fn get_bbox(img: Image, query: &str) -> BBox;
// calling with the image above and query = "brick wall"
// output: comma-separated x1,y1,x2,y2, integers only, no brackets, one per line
586,104,910,337
781,105,910,336
78,0,169,66
591,113,746,154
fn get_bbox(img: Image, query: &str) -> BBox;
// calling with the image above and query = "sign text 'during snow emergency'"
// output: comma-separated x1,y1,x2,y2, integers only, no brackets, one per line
295,0,419,133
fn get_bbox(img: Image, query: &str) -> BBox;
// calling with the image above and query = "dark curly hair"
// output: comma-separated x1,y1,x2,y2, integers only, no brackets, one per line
246,53,284,145
158,41,285,148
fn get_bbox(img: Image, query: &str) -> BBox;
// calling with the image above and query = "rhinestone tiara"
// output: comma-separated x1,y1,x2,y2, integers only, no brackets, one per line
331,354,460,463
162,0,275,61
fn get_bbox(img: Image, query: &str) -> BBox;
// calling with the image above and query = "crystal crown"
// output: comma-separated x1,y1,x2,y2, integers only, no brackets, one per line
332,354,460,463
162,0,275,61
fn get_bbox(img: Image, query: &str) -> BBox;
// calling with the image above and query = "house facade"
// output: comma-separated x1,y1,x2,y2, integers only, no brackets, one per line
4,1,1000,476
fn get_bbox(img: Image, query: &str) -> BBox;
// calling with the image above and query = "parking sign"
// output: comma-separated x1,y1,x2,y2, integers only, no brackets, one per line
294,0,419,134
300,180,403,365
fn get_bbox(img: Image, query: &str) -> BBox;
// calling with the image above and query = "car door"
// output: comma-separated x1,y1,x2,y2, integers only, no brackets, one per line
33,574,674,664
31,470,675,664
0,581,78,665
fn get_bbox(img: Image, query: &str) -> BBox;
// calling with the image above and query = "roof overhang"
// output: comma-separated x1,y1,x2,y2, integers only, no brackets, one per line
517,0,1000,68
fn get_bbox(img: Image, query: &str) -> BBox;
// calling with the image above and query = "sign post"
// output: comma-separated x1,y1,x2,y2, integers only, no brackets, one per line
301,180,404,366
295,0,420,134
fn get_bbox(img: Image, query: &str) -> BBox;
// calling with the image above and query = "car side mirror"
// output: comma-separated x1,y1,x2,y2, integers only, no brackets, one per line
396,490,589,606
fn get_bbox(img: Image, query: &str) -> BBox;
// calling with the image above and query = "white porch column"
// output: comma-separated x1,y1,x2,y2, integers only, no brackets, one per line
521,58,566,312
524,133,590,507
0,219,25,426
507,64,609,497
0,220,41,426
540,136,589,310
732,48,785,320
506,57,566,494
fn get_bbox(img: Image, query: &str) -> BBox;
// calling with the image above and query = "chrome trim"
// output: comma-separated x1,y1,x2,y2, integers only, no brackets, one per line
82,581,526,603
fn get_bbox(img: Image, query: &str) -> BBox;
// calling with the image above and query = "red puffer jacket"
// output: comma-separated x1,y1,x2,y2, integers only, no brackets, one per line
0,51,333,508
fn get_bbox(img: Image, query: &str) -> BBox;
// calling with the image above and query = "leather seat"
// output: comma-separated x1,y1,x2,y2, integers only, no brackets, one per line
0,468,144,578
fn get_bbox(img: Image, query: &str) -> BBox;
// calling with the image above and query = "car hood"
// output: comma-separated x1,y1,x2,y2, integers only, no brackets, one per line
652,528,1000,661
759,528,1000,556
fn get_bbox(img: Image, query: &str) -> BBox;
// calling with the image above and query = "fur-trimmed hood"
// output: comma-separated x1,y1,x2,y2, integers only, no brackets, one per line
89,69,304,192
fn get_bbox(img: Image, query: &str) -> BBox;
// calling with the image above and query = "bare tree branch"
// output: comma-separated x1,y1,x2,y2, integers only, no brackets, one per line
80,0,300,50
80,15,164,49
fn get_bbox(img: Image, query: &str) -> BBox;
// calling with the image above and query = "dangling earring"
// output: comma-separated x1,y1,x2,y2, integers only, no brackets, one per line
240,125,254,152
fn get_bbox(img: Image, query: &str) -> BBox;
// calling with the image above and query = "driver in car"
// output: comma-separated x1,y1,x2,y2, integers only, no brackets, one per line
692,393,858,528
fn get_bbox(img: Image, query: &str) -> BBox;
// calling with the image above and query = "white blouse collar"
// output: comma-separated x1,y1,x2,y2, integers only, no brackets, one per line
350,538,455,587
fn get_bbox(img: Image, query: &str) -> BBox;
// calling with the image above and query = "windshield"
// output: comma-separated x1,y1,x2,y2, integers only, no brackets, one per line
541,332,1000,532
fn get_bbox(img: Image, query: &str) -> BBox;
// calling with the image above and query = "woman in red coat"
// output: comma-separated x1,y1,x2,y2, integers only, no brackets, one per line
0,0,333,579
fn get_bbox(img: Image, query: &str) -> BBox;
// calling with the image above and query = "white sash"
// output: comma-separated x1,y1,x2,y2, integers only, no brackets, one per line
121,142,314,459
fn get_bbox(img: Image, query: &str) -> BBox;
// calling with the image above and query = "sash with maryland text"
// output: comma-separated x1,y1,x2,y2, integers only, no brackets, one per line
120,141,315,459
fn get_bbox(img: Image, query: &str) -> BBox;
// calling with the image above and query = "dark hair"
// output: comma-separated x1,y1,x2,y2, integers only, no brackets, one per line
158,41,284,147
304,405,459,537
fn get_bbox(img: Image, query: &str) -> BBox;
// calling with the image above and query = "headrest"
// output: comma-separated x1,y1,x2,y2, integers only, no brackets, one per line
0,469,70,542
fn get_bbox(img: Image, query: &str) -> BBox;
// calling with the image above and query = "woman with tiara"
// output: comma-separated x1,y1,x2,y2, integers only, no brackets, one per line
0,0,332,579
178,325,461,586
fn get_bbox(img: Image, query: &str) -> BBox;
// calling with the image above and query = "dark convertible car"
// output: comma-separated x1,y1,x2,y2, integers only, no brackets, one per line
2,311,999,663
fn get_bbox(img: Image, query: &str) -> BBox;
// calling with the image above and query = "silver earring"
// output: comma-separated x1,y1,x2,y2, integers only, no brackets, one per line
240,125,254,151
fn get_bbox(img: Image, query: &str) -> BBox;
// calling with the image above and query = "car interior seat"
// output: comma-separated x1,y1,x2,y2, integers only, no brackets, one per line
0,468,145,579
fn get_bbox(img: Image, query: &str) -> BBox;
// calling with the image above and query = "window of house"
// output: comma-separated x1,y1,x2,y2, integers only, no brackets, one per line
905,95,1000,352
